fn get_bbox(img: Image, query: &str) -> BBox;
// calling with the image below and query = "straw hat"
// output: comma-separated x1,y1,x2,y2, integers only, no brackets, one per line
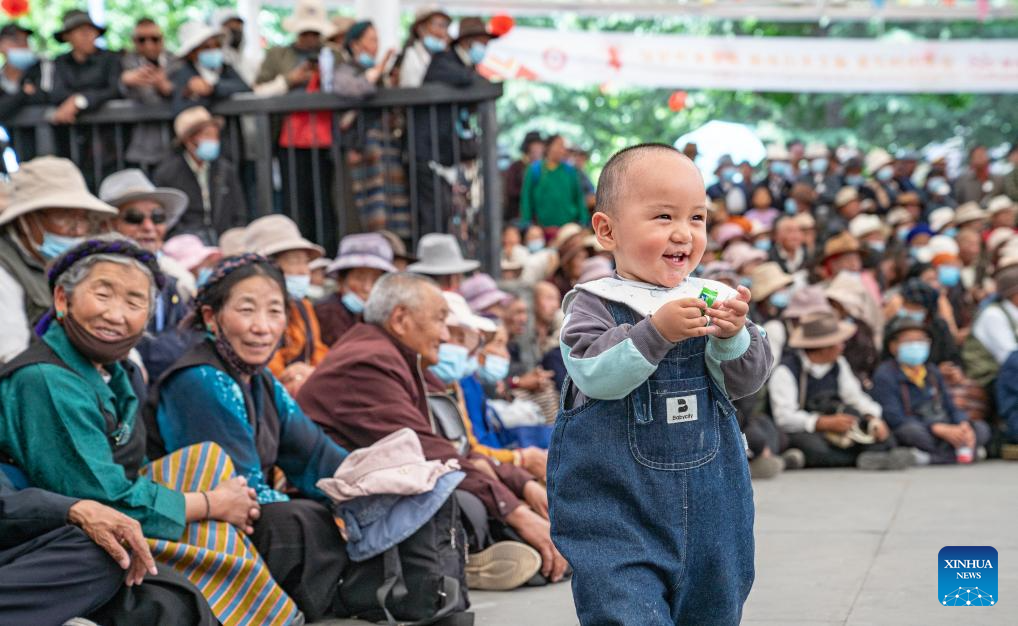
176,20,222,57
442,291,496,333
781,285,833,320
163,234,222,271
750,262,793,302
173,106,223,143
282,0,336,36
54,9,105,43
218,227,247,256
408,233,480,275
244,215,324,259
821,232,861,263
848,214,887,240
987,195,1016,216
98,169,188,230
460,273,513,313
309,257,332,272
834,187,859,209
953,201,987,226
0,157,117,227
327,233,397,275
927,207,955,233
788,312,857,350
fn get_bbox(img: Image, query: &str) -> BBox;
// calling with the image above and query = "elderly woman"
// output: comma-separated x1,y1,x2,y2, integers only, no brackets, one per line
0,236,301,626
314,232,396,347
151,253,350,622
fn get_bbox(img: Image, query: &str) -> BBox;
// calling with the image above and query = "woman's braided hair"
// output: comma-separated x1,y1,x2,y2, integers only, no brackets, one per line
47,237,165,291
186,253,288,331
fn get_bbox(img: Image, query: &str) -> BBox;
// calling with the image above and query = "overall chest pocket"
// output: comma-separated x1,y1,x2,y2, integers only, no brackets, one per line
627,375,720,470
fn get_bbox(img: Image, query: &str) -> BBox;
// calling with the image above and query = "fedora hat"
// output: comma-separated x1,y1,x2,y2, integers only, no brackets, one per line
408,233,479,275
0,157,117,227
173,106,223,143
54,10,105,43
927,207,955,233
821,232,861,263
442,291,496,333
99,169,188,230
750,262,793,302
245,214,324,259
834,186,859,209
848,214,888,240
865,148,893,174
413,5,451,27
453,17,499,44
327,233,397,275
460,273,512,313
551,223,584,249
988,195,1016,216
788,312,857,350
376,229,416,263
176,20,222,57
282,0,336,36
953,201,986,226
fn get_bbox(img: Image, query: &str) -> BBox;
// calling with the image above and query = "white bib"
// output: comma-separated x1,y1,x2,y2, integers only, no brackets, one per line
565,276,739,318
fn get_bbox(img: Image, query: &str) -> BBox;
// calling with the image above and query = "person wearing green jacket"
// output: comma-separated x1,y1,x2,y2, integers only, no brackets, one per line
520,135,589,230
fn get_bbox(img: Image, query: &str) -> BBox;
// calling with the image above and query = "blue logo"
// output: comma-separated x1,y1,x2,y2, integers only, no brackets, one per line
939,546,997,607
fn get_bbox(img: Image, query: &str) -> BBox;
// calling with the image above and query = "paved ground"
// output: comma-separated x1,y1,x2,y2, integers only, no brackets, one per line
319,461,1017,625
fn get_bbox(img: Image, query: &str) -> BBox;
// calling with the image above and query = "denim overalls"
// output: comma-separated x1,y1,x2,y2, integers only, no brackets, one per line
548,300,755,626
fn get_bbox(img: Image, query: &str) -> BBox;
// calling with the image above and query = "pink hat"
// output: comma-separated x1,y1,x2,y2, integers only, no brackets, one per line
459,273,513,313
163,234,222,271
781,285,833,320
716,222,749,248
577,255,614,284
722,242,767,271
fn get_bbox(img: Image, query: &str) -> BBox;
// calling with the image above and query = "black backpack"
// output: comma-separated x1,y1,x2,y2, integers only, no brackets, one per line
334,496,473,626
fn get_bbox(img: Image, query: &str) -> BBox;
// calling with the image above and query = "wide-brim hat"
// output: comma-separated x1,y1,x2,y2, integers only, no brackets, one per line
163,234,222,271
953,201,987,226
781,285,833,320
788,312,857,350
751,262,793,302
865,148,894,174
453,17,499,44
0,156,117,227
282,0,336,36
407,233,479,275
884,317,931,347
885,207,913,227
99,169,189,230
413,5,451,27
0,23,34,39
173,106,224,144
245,214,324,259
327,232,397,274
377,229,416,263
848,214,888,240
835,186,859,209
443,291,496,333
54,10,105,43
176,20,222,57
218,227,248,256
460,273,513,313
988,195,1016,215
927,207,955,233
722,242,767,271
821,232,862,263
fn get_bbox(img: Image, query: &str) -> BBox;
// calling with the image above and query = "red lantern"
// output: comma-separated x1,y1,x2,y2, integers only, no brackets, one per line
1,0,29,18
489,14,515,37
668,90,687,112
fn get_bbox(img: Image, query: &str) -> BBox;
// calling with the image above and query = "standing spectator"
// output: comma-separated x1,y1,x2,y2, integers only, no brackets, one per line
0,23,48,132
397,5,452,88
761,144,793,206
315,232,396,347
119,18,174,167
152,106,247,243
170,21,249,114
214,8,262,86
504,131,544,224
49,10,120,125
799,143,839,206
568,146,597,214
892,150,921,194
520,135,587,231
955,145,1004,206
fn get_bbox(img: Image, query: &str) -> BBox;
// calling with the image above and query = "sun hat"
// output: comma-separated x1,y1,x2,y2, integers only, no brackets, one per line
556,232,590,269
577,255,614,284
0,23,33,40
442,291,496,333
750,262,793,302
927,207,956,233
987,195,1016,216
821,232,861,263
173,106,223,143
804,143,829,159
218,227,247,256
212,8,243,28
501,245,529,272
459,273,513,313
927,235,960,259
244,214,324,259
953,201,987,226
282,0,336,36
376,229,417,264
722,242,767,272
550,223,584,250
163,234,222,271
782,285,833,320
885,207,913,227
54,9,105,43
716,222,749,247
0,156,117,227
834,187,859,209
408,233,480,275
176,20,222,57
98,169,189,230
788,311,857,350
848,214,887,240
326,233,396,275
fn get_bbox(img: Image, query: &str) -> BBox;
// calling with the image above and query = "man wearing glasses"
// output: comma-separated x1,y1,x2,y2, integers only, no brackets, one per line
100,168,197,380
120,18,174,168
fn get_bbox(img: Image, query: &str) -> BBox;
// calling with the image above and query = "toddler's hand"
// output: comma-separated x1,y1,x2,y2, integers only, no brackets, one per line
651,298,717,343
706,286,751,339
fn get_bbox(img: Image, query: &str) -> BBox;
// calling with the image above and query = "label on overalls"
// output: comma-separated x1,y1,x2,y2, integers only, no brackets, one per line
666,395,698,424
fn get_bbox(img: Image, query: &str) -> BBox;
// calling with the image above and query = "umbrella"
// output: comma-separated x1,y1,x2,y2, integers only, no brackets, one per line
675,120,767,183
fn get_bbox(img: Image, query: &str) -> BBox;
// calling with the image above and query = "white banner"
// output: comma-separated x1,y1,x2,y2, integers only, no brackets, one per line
481,27,1018,93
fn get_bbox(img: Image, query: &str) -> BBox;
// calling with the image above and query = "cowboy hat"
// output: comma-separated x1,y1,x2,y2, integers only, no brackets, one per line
750,262,793,302
408,233,479,275
413,5,451,28
453,17,499,44
848,214,888,241
176,20,222,57
0,157,117,227
245,214,324,259
54,10,105,43
98,169,188,230
282,0,336,37
927,207,955,233
173,106,224,143
821,232,861,263
788,312,857,349
953,201,987,226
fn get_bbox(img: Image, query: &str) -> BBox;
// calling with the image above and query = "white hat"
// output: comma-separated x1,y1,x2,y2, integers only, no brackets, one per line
865,148,893,174
0,157,117,227
954,201,987,226
442,291,496,333
927,207,956,234
804,143,829,159
244,214,324,259
212,8,243,28
848,214,887,240
987,227,1015,254
282,0,336,37
309,257,332,272
886,207,913,227
927,235,960,258
99,169,189,230
407,233,480,276
766,144,790,161
218,227,247,256
176,20,222,57
987,195,1016,215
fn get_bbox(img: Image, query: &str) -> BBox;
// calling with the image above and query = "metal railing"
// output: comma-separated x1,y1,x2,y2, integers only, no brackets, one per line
3,81,504,270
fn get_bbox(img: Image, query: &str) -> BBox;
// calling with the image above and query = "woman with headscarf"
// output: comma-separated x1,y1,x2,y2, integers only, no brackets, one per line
0,235,301,626
150,253,351,622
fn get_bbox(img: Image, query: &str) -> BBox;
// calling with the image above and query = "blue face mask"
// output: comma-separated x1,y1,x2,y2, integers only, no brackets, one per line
342,291,365,314
720,167,736,183
896,227,910,242
526,240,544,253
6,48,37,71
784,198,798,215
197,267,213,287
938,265,961,288
285,274,311,300
845,174,864,186
39,233,83,260
876,166,894,182
430,343,471,383
897,309,926,323
868,241,886,255
198,49,224,70
897,341,930,367
769,290,790,310
477,354,510,385
754,239,772,252
422,35,446,53
943,227,958,238
468,42,487,65
195,139,220,162
357,52,376,68
811,158,828,174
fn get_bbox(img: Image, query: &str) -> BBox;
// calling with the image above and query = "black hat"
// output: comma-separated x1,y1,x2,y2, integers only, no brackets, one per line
54,10,106,43
519,131,544,153
0,23,33,40
453,17,498,45
884,316,930,348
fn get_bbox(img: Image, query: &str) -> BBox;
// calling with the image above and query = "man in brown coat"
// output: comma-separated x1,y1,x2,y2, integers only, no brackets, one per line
299,273,568,591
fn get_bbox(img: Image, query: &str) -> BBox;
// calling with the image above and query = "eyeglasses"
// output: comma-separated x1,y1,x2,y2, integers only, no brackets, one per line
133,35,163,44
122,209,167,225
